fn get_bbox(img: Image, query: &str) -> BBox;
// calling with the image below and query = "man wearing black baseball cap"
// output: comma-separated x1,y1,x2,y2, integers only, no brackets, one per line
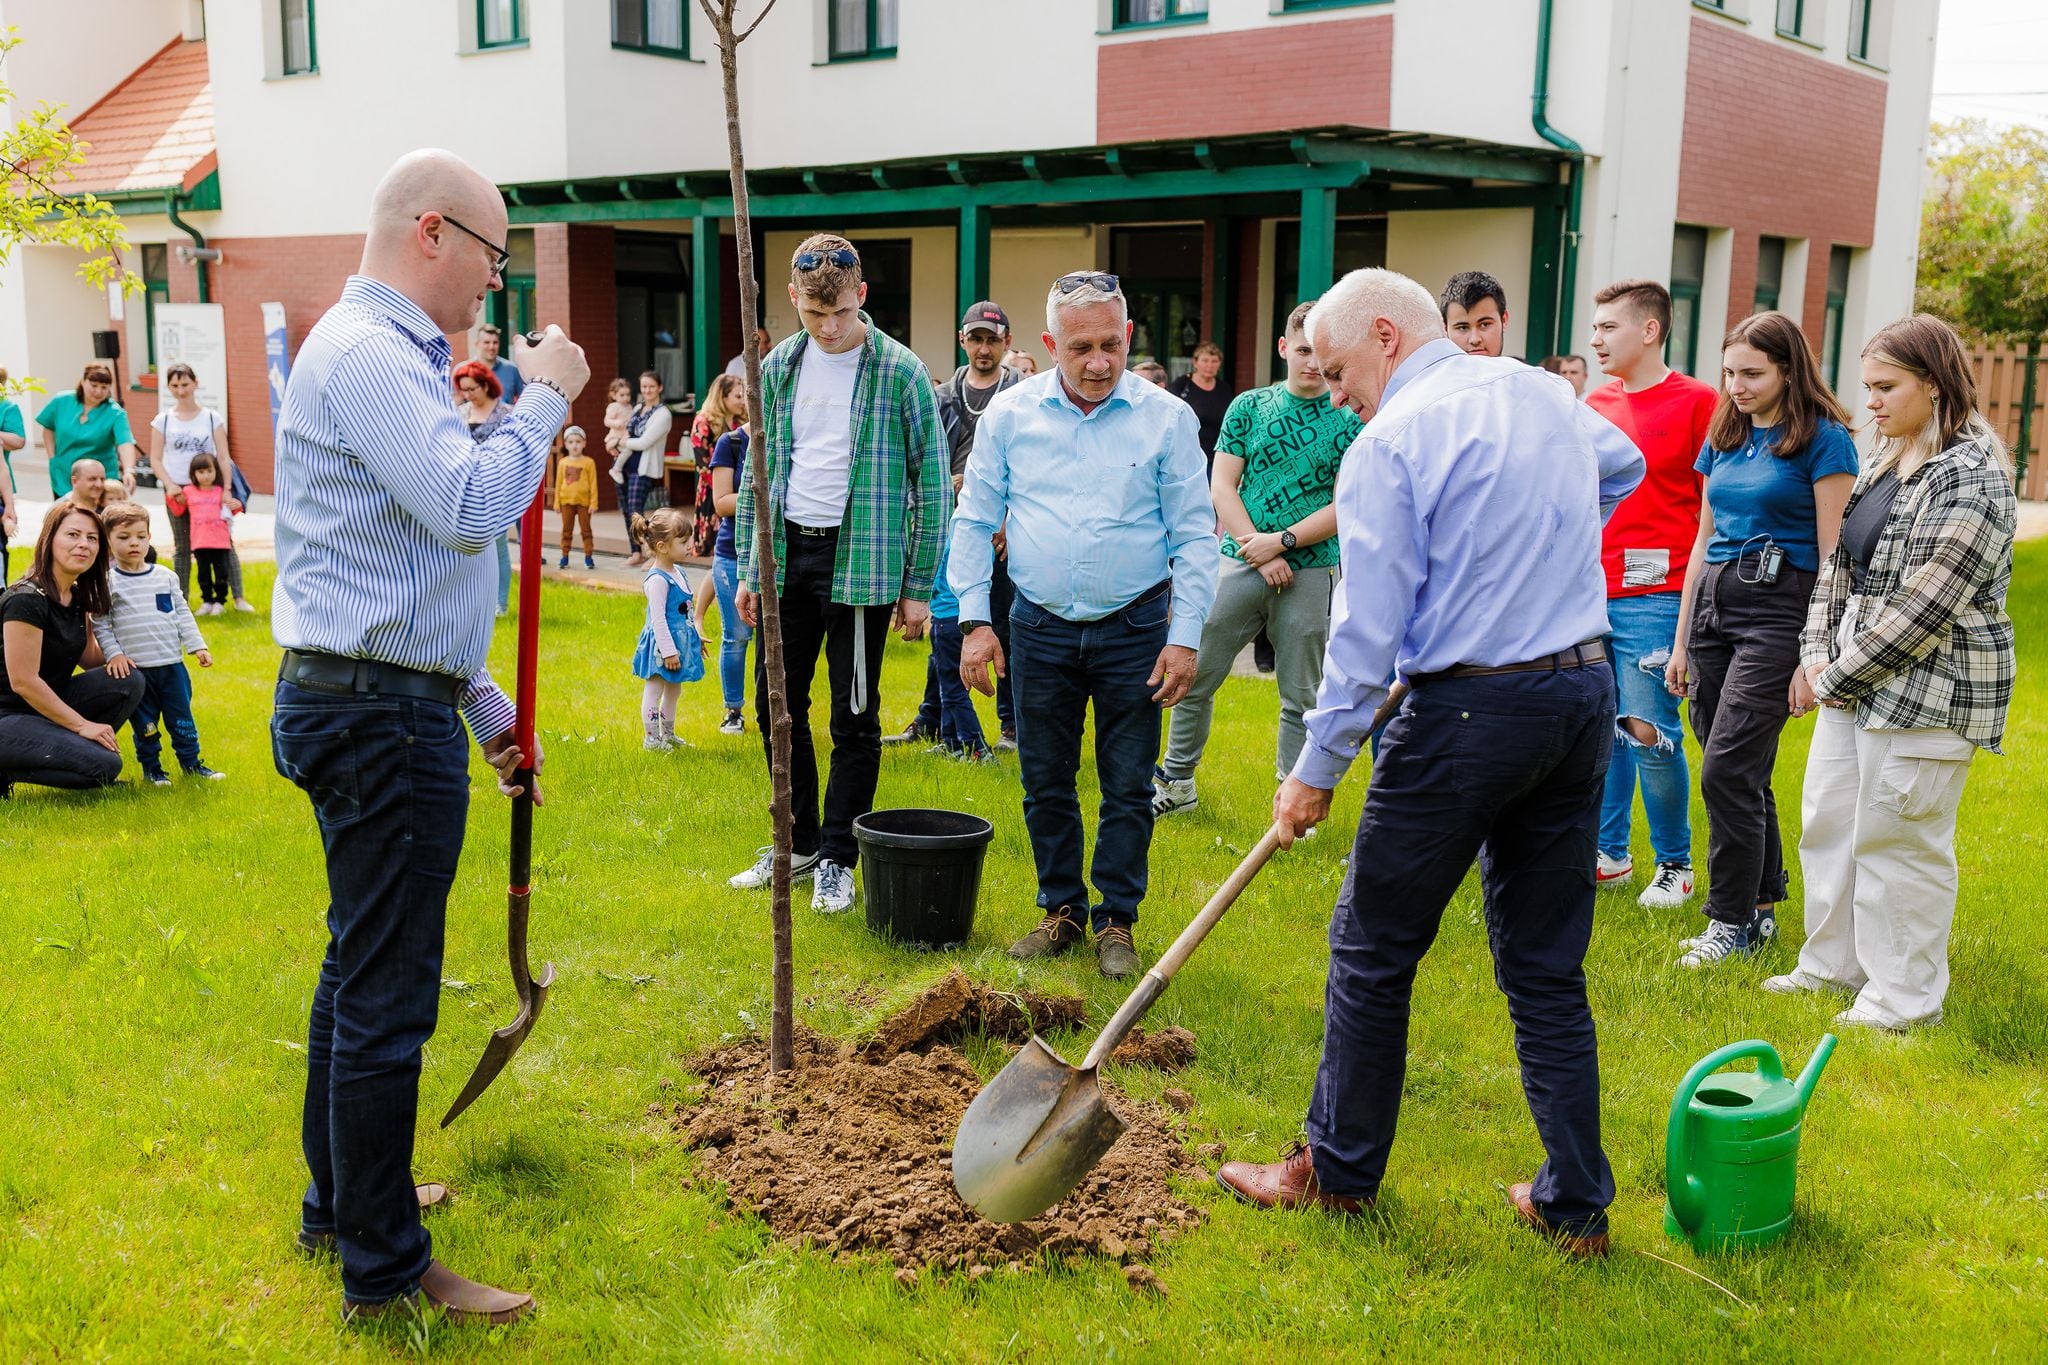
887,300,1027,750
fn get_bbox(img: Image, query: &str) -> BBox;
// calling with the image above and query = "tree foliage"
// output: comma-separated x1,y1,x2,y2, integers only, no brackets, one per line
1917,119,2048,342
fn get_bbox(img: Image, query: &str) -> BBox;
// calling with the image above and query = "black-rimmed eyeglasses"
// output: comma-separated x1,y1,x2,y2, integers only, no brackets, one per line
418,212,512,276
1054,271,1120,296
795,246,861,272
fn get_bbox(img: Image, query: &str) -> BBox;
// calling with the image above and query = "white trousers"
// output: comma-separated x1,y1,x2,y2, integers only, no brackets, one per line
1795,706,1976,1026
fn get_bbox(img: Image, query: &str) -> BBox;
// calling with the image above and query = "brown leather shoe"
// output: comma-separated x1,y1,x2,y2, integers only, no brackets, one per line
1008,907,1085,960
297,1183,452,1258
1506,1181,1611,1259
345,1260,535,1326
1216,1142,1371,1215
1095,924,1141,979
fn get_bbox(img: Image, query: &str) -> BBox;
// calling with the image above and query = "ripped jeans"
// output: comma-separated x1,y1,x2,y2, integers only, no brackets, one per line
1598,590,1692,868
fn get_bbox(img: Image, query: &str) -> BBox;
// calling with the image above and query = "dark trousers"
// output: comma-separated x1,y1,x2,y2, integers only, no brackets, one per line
754,525,888,868
195,548,230,605
133,662,202,776
169,503,244,602
1307,665,1617,1236
916,552,1017,734
623,472,656,551
0,667,144,789
272,681,470,1305
927,618,987,754
1007,587,1168,930
1687,558,1812,924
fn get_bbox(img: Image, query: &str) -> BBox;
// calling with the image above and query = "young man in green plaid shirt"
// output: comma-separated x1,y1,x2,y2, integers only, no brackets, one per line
730,233,951,912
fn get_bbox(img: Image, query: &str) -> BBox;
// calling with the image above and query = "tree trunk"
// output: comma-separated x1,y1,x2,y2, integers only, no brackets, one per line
703,0,795,1074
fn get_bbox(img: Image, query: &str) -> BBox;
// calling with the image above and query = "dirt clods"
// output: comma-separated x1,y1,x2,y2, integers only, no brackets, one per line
677,1022,1205,1276
859,968,1088,1061
1108,1025,1197,1072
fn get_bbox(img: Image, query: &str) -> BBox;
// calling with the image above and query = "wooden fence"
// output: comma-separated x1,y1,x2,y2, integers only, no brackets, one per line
1967,345,2046,500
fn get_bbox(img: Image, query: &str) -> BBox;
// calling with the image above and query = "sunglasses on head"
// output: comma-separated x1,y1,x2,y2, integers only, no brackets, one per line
795,247,860,272
1055,271,1121,296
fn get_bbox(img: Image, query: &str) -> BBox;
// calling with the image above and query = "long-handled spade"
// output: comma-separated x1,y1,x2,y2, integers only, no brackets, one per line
953,685,1410,1223
442,484,557,1128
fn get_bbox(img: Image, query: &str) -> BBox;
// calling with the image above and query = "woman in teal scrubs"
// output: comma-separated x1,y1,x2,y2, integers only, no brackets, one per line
36,362,141,498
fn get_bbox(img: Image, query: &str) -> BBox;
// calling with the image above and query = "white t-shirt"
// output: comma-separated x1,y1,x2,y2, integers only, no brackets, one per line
150,406,224,485
784,341,862,528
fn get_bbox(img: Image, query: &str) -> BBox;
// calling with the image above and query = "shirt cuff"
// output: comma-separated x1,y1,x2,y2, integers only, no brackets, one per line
459,672,517,747
1167,615,1204,651
955,586,991,622
514,385,570,432
1290,739,1356,792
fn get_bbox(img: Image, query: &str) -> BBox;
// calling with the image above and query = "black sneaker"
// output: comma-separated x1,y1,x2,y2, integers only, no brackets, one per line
719,708,745,735
996,726,1018,752
185,764,227,781
144,771,173,788
881,720,940,747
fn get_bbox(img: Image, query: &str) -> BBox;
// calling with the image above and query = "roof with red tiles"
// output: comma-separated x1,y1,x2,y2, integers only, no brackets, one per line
65,39,214,196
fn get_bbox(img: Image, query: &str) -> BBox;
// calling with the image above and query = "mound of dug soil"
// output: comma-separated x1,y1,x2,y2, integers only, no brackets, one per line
676,1025,1207,1276
858,968,1088,1061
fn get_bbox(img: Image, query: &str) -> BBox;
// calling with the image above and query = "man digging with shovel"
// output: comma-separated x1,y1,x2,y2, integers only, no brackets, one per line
272,148,588,1324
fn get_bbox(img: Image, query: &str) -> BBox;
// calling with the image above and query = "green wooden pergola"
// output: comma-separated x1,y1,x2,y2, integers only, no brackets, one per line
501,126,1575,396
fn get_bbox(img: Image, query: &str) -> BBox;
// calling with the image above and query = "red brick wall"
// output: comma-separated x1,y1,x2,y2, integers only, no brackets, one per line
117,233,366,492
534,223,621,498
1677,15,1886,346
1098,15,1392,144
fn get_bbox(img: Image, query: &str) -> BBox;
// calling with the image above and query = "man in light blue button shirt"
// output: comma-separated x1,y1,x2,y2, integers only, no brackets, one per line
1216,269,1645,1259
951,272,1218,978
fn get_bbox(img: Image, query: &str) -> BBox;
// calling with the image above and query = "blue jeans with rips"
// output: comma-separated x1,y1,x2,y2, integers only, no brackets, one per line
1598,591,1692,868
133,661,202,776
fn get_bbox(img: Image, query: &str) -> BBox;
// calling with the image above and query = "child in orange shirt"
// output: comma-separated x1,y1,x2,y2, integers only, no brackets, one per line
556,425,599,569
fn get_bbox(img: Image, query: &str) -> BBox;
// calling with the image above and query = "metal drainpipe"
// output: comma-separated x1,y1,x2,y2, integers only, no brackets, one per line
165,190,210,304
1532,0,1582,357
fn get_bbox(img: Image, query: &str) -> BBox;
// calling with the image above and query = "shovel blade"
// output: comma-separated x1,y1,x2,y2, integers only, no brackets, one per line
951,1035,1129,1223
439,962,555,1128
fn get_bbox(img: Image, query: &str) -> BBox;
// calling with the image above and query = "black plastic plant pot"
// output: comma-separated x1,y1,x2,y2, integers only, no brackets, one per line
853,808,996,949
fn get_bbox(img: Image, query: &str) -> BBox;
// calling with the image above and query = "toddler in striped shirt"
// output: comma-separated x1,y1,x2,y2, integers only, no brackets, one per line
93,502,224,785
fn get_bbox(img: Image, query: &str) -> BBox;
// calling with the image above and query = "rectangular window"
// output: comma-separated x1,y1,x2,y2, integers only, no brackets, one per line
614,0,686,54
1113,0,1208,28
829,0,898,59
479,0,523,47
141,244,172,371
1753,235,1786,314
1848,0,1881,60
282,0,316,74
1821,245,1852,388
1670,225,1709,380
1775,0,1802,34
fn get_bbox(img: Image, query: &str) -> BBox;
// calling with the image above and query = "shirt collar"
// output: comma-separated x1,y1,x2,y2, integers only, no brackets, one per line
1041,366,1141,417
341,275,452,361
1379,337,1465,409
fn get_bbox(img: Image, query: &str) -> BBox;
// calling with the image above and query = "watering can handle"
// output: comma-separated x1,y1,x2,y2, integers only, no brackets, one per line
1665,1039,1785,1233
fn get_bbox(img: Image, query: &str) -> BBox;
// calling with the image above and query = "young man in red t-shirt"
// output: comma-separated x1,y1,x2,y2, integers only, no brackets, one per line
1585,279,1718,908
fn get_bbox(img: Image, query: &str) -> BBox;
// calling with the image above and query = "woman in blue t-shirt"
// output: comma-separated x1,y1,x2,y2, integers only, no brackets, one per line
1665,312,1857,969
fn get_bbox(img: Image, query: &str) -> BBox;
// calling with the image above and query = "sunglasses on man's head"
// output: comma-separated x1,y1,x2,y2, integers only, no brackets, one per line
795,247,860,272
1055,271,1121,296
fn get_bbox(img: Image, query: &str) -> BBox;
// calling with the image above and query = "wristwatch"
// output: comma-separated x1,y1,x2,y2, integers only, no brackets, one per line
1279,529,1298,551
959,619,992,634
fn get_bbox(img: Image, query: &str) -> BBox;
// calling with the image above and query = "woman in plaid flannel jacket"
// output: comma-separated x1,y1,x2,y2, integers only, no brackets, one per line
1773,314,2017,1030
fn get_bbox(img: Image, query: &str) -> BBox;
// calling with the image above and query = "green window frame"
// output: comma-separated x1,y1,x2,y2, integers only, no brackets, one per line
282,0,317,75
1112,0,1208,30
1279,0,1386,12
141,244,172,372
1669,225,1708,380
1821,245,1851,389
828,0,897,60
478,0,524,49
1848,0,1876,60
1775,0,1803,35
614,0,687,56
1753,235,1786,314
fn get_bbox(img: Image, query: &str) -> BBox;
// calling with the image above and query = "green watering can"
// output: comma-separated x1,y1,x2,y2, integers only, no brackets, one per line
1664,1035,1836,1253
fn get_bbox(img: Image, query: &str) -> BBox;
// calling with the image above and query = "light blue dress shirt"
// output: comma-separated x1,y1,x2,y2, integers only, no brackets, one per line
272,276,567,744
1294,339,1645,790
949,368,1218,650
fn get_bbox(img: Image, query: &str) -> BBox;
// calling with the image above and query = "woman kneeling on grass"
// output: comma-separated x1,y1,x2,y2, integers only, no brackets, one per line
1766,315,2017,1032
0,502,145,797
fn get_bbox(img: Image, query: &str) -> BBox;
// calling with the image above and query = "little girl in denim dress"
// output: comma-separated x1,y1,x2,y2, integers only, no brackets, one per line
630,507,705,749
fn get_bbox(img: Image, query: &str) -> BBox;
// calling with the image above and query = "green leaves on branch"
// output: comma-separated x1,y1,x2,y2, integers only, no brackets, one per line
1917,119,2048,343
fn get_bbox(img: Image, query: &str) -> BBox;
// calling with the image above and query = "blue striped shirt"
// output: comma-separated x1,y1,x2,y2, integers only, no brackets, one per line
949,368,1218,649
272,276,566,743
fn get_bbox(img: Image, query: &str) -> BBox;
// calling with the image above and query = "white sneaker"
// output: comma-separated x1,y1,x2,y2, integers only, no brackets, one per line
233,599,257,614
643,721,671,752
1676,917,1765,969
1833,1002,1938,1033
719,708,745,736
729,846,819,890
1151,775,1197,818
1763,969,1842,996
811,859,855,913
1637,862,1695,909
1596,853,1634,886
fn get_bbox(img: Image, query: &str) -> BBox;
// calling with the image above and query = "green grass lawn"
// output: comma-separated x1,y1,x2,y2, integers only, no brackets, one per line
3,545,2044,1362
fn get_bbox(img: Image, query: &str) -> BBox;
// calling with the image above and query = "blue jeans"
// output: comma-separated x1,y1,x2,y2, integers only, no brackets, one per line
1308,665,1617,1236
133,662,202,776
271,681,471,1305
711,554,751,710
1007,588,1168,930
916,555,1017,734
928,618,986,753
1599,591,1692,867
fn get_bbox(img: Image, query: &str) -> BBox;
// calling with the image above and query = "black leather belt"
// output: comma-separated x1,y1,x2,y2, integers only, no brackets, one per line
1411,639,1607,687
279,650,464,707
785,519,839,539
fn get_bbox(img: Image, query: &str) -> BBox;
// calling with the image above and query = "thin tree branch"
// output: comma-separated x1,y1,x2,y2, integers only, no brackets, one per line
738,0,784,42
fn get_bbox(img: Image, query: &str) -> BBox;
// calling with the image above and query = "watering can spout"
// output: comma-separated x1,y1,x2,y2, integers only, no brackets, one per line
1793,1033,1837,1111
